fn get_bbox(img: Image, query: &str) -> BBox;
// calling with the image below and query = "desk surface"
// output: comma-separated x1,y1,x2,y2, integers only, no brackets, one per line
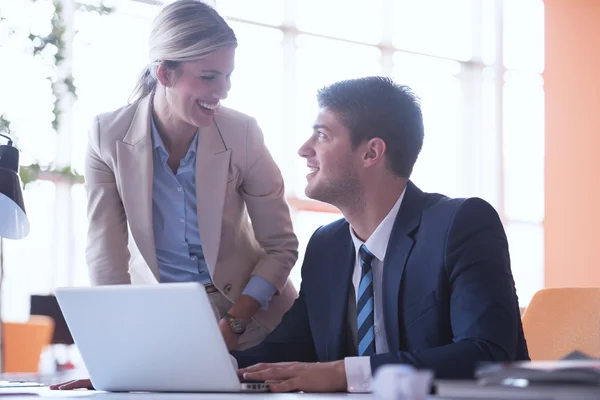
0,387,376,399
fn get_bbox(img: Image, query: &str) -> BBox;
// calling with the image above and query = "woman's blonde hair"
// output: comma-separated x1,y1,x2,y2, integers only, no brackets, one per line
129,0,237,103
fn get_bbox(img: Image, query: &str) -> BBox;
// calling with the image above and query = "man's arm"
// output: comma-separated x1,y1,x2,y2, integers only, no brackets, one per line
370,197,523,379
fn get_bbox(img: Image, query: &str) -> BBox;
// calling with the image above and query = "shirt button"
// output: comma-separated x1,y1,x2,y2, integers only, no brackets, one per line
375,327,380,335
177,187,182,192
180,218,184,223
191,255,197,260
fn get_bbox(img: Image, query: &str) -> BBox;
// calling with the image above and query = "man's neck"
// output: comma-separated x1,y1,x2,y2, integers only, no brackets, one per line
341,179,407,242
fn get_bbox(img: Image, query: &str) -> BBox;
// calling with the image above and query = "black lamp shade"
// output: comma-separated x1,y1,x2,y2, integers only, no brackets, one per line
0,144,29,239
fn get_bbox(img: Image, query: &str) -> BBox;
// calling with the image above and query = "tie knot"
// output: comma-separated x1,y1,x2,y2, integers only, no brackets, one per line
359,244,375,265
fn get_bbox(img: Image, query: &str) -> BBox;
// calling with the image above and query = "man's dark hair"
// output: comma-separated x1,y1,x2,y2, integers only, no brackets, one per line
317,76,424,178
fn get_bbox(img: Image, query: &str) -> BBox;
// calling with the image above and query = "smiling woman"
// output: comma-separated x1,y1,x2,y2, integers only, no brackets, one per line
78,0,299,356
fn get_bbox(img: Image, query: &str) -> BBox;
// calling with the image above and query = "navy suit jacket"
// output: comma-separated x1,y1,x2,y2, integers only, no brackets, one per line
233,181,529,379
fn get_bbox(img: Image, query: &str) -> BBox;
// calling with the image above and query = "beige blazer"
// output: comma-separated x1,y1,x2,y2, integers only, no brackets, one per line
84,95,299,331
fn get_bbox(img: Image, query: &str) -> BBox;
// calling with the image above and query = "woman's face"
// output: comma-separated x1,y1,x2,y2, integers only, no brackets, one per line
165,47,235,128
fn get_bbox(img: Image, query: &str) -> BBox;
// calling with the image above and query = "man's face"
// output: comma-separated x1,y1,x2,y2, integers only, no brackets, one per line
297,108,362,207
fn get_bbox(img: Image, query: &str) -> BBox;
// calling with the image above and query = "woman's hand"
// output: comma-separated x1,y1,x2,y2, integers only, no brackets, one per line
218,317,240,350
49,379,94,390
218,294,261,350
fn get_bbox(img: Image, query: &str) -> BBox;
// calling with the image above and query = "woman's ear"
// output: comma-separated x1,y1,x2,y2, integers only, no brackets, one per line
155,64,171,87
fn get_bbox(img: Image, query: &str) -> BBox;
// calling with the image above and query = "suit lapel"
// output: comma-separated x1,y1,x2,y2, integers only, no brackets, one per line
195,117,231,275
324,227,355,361
382,181,425,351
116,96,159,279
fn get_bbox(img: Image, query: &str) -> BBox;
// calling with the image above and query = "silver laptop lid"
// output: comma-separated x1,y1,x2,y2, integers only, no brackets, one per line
56,282,241,392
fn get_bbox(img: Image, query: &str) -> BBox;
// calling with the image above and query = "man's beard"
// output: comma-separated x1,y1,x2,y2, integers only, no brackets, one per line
306,170,361,209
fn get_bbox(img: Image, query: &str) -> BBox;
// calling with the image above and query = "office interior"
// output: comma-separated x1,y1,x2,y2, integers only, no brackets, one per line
0,0,598,378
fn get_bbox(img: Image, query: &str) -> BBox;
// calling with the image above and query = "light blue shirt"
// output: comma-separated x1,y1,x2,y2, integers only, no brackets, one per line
150,119,276,309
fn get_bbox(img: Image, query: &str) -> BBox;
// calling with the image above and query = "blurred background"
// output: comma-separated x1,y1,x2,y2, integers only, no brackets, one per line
0,0,589,332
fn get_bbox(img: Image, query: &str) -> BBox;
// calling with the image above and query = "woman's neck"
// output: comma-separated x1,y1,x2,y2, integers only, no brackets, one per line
152,90,197,155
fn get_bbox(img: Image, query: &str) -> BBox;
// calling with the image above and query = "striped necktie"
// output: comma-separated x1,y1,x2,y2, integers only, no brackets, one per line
357,244,376,356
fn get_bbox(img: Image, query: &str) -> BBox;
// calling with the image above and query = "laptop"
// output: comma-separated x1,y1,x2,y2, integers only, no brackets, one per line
55,282,268,392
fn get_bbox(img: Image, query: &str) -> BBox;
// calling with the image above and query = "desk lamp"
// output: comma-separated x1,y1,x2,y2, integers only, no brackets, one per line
0,132,30,372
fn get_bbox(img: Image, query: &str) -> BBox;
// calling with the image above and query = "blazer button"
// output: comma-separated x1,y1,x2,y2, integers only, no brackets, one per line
223,283,232,294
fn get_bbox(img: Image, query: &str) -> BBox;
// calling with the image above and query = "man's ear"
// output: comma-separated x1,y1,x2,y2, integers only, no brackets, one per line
363,137,387,168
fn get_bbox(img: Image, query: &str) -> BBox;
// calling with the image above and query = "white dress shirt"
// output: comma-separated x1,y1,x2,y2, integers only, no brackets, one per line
344,188,406,393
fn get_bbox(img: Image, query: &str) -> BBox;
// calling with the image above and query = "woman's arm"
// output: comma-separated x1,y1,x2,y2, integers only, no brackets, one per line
226,118,298,320
85,116,131,285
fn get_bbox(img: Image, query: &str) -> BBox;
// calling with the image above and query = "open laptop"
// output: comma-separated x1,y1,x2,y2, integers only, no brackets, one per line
55,282,267,392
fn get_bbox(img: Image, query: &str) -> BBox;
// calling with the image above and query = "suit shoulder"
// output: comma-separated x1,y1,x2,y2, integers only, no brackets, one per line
422,190,495,213
93,102,139,143
309,218,349,244
214,107,257,133
423,192,501,229
212,107,265,154
452,197,502,224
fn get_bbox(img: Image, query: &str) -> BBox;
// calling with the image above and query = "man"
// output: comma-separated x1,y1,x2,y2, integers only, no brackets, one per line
233,76,529,393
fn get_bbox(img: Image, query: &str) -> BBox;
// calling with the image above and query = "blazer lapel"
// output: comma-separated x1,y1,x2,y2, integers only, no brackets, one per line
324,228,355,361
195,117,231,275
116,96,159,280
382,181,425,351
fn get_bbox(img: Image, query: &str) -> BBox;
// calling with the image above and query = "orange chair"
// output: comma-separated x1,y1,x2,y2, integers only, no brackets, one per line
522,287,600,361
3,315,54,373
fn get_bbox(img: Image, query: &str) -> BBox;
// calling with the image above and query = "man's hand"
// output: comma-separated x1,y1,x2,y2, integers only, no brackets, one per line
219,318,240,350
237,361,347,393
49,379,94,390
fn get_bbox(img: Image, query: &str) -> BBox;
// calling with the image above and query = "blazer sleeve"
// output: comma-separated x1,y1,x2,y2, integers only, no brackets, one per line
239,118,299,292
84,116,131,284
231,227,324,367
370,198,524,379
231,288,318,368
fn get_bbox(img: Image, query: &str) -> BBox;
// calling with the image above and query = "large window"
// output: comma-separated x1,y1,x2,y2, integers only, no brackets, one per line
1,0,545,322
216,0,545,304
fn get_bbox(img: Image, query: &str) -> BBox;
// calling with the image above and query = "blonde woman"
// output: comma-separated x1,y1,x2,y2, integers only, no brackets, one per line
81,0,296,352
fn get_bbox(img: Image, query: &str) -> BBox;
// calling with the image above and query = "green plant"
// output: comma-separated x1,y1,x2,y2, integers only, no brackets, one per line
3,0,114,187
29,0,114,130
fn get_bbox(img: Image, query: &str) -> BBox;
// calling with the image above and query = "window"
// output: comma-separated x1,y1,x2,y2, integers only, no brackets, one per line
1,0,545,320
215,0,545,305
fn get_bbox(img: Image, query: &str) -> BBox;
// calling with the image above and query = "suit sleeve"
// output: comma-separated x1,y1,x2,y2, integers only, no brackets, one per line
370,198,523,379
85,116,131,284
239,118,299,293
231,228,323,368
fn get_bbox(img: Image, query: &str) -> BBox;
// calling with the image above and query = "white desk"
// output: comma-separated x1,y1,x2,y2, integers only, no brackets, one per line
0,387,376,399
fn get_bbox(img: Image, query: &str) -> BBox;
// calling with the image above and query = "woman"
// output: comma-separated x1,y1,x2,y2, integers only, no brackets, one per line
82,0,297,351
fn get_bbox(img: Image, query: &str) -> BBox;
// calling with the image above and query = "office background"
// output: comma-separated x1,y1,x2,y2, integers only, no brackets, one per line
0,0,583,325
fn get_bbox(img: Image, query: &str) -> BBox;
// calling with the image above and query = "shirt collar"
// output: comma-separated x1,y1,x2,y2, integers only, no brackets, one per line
150,117,165,152
349,186,407,263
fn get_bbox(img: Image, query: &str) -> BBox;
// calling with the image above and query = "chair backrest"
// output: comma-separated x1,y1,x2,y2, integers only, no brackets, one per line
30,294,74,345
3,315,54,373
522,287,600,360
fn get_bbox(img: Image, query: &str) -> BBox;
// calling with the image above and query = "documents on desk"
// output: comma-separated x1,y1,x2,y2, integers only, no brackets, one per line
436,359,600,399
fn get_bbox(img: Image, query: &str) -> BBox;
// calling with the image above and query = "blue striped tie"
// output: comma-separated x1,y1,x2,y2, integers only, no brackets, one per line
357,244,376,356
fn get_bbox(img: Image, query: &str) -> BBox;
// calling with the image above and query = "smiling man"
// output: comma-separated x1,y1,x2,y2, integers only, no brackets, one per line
231,76,529,393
